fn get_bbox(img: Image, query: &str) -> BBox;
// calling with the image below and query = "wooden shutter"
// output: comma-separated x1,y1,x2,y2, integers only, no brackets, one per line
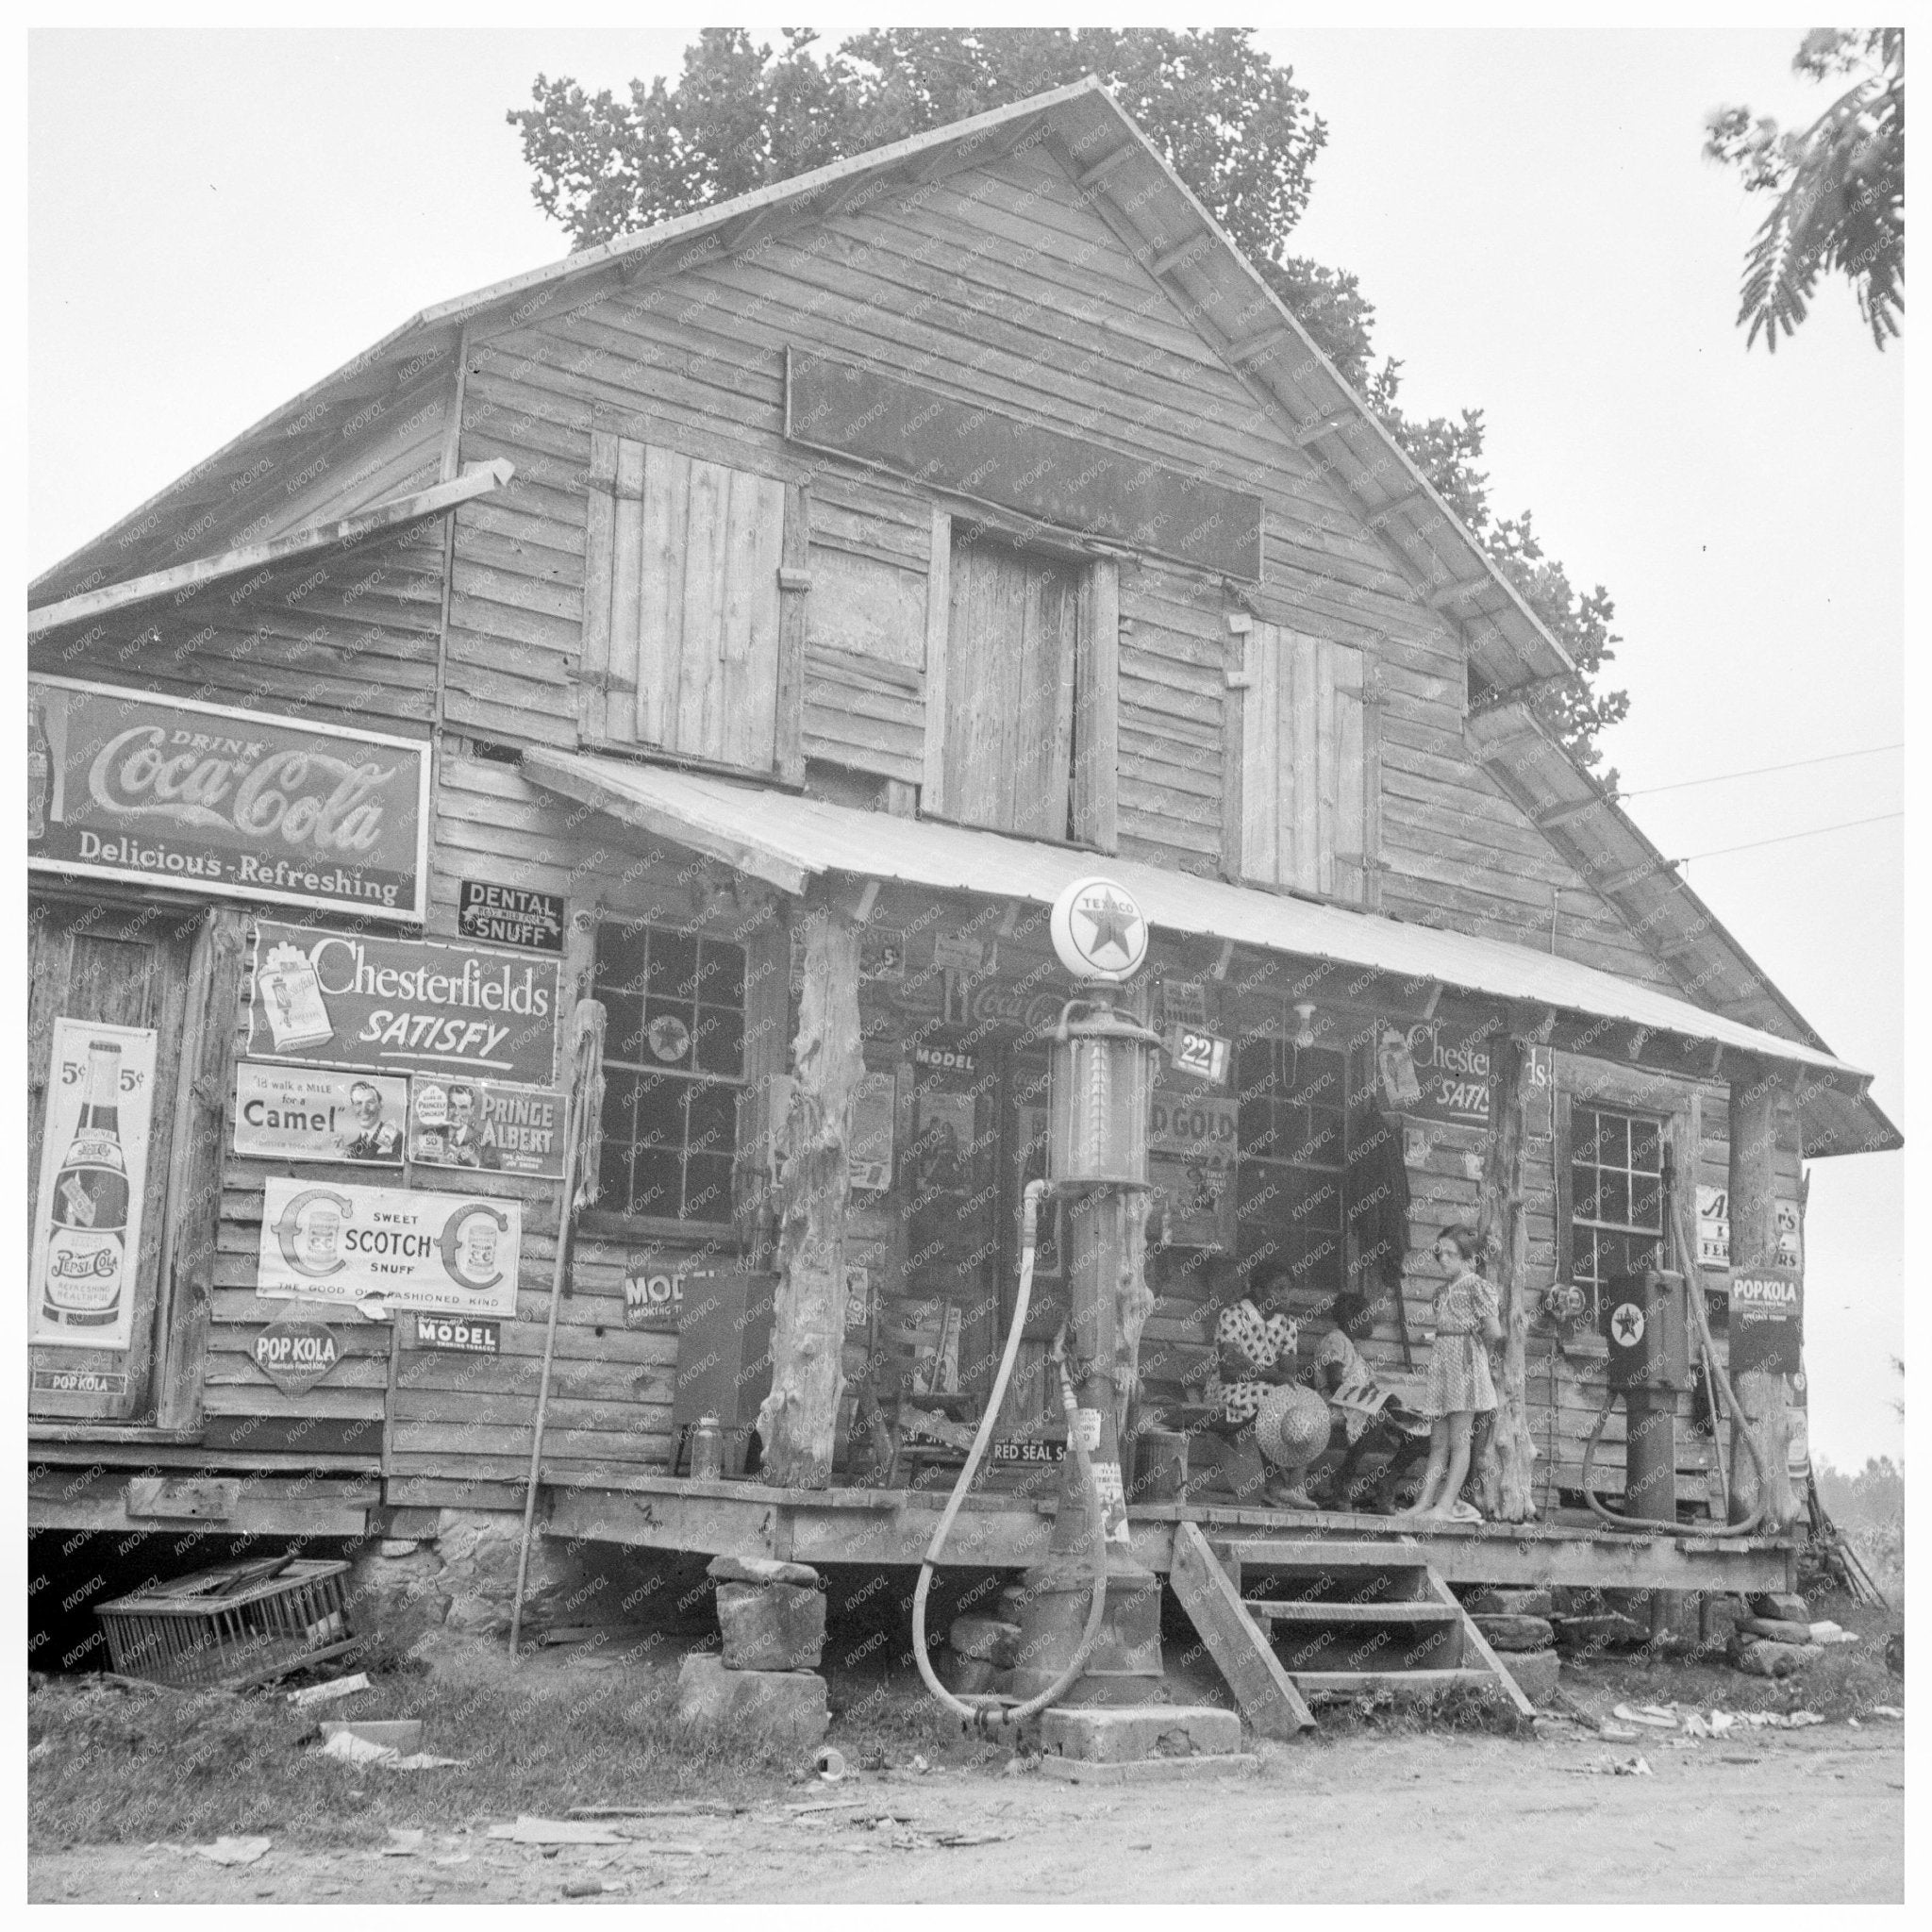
941,534,1080,838
582,433,788,769
1241,624,1368,899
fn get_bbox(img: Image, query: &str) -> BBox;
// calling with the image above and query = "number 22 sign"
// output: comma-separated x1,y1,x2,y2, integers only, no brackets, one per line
1167,1024,1231,1086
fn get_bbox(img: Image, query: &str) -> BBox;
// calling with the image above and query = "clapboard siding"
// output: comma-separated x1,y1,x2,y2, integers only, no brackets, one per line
803,643,924,783
30,518,448,729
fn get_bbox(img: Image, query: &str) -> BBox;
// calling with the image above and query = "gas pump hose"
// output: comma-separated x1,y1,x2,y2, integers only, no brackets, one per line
1579,1214,1767,1536
910,1180,1111,1731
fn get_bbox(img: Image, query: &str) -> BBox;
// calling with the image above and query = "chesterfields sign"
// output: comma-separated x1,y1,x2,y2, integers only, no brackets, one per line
27,676,429,920
249,920,560,1087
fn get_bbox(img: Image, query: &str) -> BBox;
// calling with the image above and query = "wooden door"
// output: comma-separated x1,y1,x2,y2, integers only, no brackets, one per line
942,535,1080,838
1241,625,1367,898
582,433,788,769
27,897,195,1423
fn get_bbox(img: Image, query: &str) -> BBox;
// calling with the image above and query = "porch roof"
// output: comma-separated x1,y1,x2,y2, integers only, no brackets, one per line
522,748,1895,1157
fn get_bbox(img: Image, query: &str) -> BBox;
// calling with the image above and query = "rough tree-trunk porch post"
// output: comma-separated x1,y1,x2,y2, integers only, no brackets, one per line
758,892,863,1489
1728,1052,1798,1529
1476,1022,1537,1522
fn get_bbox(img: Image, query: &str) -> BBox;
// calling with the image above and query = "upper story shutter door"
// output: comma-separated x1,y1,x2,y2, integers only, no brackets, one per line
1241,623,1368,901
942,533,1079,838
582,433,787,770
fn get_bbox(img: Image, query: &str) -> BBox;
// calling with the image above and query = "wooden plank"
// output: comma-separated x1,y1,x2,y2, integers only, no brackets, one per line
580,430,618,741
675,454,726,757
1080,558,1120,851
1240,623,1274,880
1170,1520,1316,1737
1290,628,1320,890
776,481,811,781
1334,657,1367,903
612,436,657,743
1219,629,1245,880
27,463,511,637
1423,1567,1538,1722
1244,1598,1460,1625
1314,636,1340,894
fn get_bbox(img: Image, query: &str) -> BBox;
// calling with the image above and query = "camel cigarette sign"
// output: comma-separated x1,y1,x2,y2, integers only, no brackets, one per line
28,675,428,920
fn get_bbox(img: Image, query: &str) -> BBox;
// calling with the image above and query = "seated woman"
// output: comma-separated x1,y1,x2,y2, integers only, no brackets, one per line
1307,1288,1434,1512
1183,1257,1324,1509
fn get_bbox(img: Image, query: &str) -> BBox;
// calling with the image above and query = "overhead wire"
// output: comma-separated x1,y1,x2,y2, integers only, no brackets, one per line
1620,741,1902,797
1675,810,1903,864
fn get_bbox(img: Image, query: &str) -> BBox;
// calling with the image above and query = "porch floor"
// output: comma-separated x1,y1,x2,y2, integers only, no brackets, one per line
542,1474,1797,1594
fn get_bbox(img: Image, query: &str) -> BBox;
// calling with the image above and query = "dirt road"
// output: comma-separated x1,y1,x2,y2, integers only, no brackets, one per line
29,1720,1904,1905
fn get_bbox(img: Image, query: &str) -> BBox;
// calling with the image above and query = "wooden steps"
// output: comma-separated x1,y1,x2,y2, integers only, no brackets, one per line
1169,1524,1537,1734
1243,1597,1460,1626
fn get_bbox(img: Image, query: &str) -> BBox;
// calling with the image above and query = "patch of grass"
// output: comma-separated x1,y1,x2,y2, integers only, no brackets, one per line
27,1662,813,1850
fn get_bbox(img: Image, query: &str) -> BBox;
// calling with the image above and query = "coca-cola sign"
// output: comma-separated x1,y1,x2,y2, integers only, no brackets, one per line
28,675,429,921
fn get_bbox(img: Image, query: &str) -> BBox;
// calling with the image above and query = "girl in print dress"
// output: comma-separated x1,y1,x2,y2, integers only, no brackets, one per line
1395,1224,1504,1524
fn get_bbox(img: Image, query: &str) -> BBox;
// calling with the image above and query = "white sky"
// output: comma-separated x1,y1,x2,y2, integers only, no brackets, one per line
27,26,1905,1467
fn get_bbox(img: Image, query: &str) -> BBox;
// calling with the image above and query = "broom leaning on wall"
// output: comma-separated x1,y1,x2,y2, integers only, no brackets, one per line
508,999,607,1657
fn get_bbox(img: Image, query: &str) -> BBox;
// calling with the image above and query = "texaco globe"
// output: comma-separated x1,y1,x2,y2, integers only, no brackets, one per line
1048,875,1149,984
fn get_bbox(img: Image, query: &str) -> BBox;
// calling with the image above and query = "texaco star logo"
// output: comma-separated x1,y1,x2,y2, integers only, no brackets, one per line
1050,874,1150,982
1072,888,1142,972
1611,1302,1646,1347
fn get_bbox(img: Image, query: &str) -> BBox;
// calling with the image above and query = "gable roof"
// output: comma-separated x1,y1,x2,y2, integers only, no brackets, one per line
26,77,1894,1154
29,78,1565,698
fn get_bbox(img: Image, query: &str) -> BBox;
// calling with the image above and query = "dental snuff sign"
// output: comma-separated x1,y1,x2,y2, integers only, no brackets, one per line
27,676,429,920
458,879,565,953
248,920,560,1088
257,1176,523,1316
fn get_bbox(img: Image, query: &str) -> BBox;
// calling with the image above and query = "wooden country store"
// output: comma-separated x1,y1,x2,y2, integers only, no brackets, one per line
27,80,1898,1685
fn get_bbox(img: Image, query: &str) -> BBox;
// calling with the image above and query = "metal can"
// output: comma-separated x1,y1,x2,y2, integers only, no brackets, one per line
689,1412,725,1482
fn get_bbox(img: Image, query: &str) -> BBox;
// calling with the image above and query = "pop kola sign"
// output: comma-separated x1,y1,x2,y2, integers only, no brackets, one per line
28,676,429,921
254,1316,344,1396
1729,1267,1804,1377
248,920,560,1087
257,1176,523,1316
30,1019,158,1353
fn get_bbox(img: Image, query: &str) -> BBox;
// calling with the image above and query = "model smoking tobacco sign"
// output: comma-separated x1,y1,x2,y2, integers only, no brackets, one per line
248,920,560,1087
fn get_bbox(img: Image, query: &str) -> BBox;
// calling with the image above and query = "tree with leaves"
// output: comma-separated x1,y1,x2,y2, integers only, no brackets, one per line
512,28,1626,771
1706,29,1905,353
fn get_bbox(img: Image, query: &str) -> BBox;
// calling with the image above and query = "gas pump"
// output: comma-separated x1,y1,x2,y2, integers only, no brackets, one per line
911,876,1166,1724
1599,1269,1690,1523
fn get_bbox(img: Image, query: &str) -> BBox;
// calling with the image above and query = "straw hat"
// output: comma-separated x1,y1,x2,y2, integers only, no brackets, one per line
1253,1382,1331,1473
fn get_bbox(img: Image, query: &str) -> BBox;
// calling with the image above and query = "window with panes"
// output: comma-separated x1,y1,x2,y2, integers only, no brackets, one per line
1234,1039,1349,1307
593,923,745,1224
1568,1104,1665,1318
